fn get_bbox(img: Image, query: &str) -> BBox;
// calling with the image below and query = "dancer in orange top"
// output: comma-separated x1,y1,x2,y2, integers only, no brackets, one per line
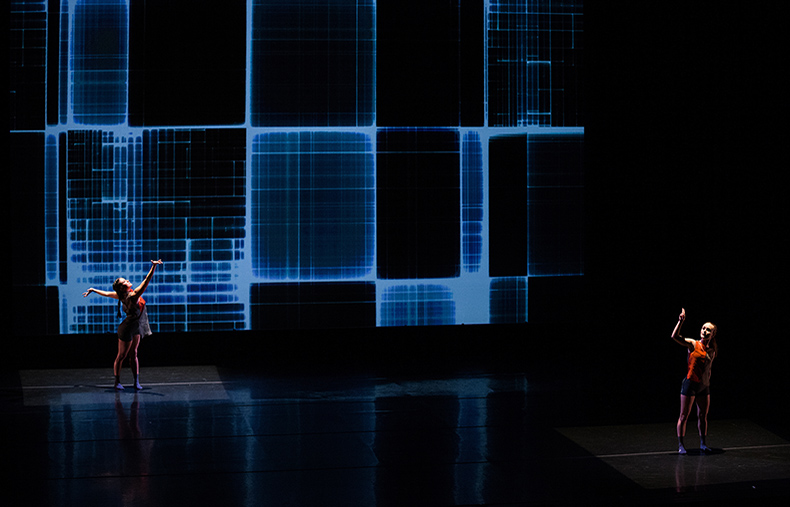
671,308,718,454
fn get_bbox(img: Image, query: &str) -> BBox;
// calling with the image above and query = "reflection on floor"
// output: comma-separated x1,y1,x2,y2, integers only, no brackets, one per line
3,365,789,506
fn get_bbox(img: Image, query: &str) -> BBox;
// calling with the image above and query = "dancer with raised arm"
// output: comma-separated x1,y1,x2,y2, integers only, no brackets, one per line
671,307,718,454
84,260,163,390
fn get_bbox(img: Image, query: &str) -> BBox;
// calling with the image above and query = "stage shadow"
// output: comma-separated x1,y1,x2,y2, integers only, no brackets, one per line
103,387,166,397
683,447,726,456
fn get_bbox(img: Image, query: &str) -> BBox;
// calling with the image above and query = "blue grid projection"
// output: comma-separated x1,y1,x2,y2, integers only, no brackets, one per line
251,0,375,127
490,277,528,323
526,133,584,276
252,132,375,280
58,0,70,124
488,0,582,127
64,129,246,334
9,0,47,131
13,0,584,333
71,0,127,125
45,135,60,282
381,285,456,327
462,132,483,273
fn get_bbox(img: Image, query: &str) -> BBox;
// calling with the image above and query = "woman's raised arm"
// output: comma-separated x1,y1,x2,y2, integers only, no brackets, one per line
133,259,163,296
670,307,694,351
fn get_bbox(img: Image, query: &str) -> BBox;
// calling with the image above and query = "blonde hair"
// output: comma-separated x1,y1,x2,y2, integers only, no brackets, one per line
705,322,718,356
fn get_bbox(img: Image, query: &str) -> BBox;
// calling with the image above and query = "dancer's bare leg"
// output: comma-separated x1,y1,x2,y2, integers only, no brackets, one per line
114,339,131,389
128,334,142,390
696,394,711,451
677,394,695,454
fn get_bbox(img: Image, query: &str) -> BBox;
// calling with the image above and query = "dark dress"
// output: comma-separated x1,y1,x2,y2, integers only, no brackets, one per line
117,293,152,342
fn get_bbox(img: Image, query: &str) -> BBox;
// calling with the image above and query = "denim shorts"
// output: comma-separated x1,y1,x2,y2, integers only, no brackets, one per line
680,377,710,397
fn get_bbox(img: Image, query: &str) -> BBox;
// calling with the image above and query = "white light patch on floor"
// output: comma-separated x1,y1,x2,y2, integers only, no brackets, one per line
557,419,790,489
19,366,229,406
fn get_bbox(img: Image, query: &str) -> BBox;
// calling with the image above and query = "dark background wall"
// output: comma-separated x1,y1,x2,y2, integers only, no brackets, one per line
7,1,787,414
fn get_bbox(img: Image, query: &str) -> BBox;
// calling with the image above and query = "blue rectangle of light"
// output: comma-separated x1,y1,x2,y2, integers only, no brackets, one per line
251,0,375,127
462,131,483,273
252,131,375,280
381,284,456,327
71,0,128,126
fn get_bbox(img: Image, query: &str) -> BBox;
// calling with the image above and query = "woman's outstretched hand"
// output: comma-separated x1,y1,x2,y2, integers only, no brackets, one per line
151,259,163,266
678,307,686,322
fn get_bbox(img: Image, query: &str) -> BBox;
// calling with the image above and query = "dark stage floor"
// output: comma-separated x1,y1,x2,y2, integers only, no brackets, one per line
3,353,789,507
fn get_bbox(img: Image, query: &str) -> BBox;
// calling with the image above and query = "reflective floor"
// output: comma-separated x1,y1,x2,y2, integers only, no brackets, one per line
3,363,790,506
